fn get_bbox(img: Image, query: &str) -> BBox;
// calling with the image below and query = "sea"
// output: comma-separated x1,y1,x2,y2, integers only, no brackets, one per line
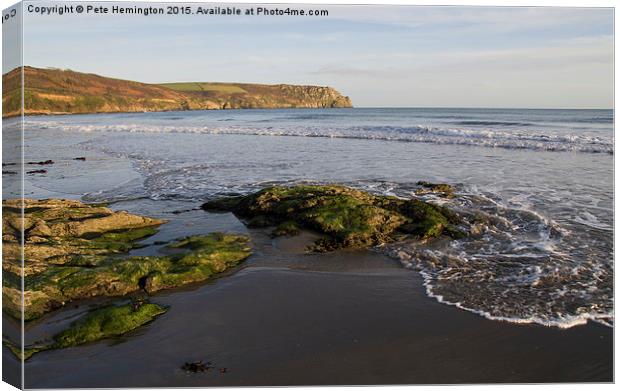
5,107,614,329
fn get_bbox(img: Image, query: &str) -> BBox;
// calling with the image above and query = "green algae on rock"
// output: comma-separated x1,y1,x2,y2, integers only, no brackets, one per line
2,198,164,320
6,233,250,320
2,198,165,277
54,303,166,348
7,302,167,360
415,181,455,198
272,221,301,237
202,185,465,251
141,233,252,293
2,199,252,320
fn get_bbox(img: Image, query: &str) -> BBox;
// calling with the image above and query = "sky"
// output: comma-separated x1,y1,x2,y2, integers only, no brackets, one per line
3,1,614,108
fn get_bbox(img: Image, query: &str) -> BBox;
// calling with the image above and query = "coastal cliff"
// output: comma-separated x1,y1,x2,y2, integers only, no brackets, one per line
1,66,352,117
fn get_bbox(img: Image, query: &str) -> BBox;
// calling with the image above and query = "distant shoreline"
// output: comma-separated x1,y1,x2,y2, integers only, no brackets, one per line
1,66,352,118
3,105,355,119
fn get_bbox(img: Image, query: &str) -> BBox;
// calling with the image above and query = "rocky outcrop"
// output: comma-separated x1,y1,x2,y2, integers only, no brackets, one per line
203,184,465,252
2,66,352,117
2,199,252,320
414,181,455,198
2,199,165,277
9,303,168,360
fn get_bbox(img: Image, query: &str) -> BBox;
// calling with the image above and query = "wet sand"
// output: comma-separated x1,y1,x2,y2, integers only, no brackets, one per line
3,204,613,387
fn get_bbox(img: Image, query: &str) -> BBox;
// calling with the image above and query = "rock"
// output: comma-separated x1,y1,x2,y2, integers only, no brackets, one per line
182,361,212,373
6,302,167,360
415,181,455,198
53,303,167,347
396,250,412,260
27,160,54,165
140,233,252,294
4,232,250,320
202,195,244,212
272,221,301,237
202,184,465,251
2,199,252,320
47,211,163,237
470,223,487,236
2,199,164,278
26,169,47,174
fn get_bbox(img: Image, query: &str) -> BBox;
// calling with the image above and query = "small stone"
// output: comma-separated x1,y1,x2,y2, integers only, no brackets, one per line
397,250,411,260
27,160,54,165
182,361,211,373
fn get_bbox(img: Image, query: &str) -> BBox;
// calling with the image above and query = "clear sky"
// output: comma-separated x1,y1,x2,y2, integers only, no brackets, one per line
6,1,614,108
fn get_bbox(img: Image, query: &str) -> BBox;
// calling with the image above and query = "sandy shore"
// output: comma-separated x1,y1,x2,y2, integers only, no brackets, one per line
2,202,612,387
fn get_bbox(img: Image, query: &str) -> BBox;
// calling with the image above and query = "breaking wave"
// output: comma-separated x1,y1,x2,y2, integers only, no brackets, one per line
382,187,613,329
26,120,614,154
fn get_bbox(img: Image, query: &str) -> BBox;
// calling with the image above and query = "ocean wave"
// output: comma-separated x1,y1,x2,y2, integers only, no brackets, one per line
384,189,613,329
452,120,533,126
25,120,614,154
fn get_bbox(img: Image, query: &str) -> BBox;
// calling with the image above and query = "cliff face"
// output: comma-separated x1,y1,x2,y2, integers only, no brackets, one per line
1,67,352,117
159,82,352,110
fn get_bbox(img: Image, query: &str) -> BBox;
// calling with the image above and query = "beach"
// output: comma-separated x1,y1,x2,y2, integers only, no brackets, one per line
10,208,612,387
2,107,614,386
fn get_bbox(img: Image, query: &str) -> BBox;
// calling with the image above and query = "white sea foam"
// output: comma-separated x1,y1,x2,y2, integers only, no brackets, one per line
389,246,613,329
418,268,612,329
575,211,613,231
383,188,613,330
25,120,614,154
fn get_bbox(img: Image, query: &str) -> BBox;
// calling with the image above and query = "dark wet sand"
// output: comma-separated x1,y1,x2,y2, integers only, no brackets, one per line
3,206,612,388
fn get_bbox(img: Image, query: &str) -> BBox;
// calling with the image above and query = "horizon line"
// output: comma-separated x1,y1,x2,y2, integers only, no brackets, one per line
354,106,614,110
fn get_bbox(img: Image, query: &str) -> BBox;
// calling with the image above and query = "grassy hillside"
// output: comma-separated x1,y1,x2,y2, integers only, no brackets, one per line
161,82,248,94
159,81,353,110
2,67,352,117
